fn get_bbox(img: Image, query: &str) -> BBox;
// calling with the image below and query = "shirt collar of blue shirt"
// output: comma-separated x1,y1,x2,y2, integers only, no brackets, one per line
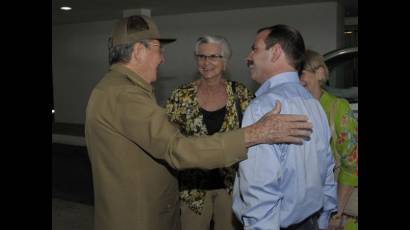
255,72,299,97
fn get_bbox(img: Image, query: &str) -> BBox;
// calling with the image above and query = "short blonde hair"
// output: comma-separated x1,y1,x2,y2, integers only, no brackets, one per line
303,49,329,86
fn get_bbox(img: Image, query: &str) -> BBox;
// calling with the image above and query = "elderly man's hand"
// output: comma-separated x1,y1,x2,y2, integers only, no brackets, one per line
244,101,313,147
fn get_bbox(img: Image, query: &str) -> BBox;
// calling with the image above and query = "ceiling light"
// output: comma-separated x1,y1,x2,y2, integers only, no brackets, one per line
344,31,353,34
60,6,72,11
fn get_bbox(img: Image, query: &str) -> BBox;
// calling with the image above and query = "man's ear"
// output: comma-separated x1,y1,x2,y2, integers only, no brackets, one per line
131,42,145,62
270,43,282,63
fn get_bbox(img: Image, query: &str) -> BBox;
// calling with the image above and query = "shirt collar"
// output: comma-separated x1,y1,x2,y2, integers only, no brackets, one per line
255,72,299,97
110,63,154,94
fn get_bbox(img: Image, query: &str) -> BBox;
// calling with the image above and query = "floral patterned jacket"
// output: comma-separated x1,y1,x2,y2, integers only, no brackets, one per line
165,79,254,215
320,90,358,187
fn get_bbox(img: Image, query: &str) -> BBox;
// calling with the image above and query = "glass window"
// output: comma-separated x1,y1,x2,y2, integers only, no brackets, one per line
324,47,358,119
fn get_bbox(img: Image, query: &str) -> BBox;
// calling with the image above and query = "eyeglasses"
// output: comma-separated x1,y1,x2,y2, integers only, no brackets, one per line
195,54,223,62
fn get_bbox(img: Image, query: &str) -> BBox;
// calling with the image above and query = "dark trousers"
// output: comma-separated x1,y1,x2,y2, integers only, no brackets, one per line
280,210,321,230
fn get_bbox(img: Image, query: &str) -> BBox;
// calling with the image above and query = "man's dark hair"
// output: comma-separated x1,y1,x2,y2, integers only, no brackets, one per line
257,24,305,74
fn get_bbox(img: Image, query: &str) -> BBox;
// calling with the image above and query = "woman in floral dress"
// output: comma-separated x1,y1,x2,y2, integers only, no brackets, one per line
166,35,253,230
300,49,358,230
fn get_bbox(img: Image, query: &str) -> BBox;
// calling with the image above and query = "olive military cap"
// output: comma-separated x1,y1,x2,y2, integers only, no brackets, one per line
112,15,176,46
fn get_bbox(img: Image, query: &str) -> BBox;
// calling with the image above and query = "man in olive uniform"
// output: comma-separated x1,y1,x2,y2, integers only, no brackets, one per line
85,15,312,230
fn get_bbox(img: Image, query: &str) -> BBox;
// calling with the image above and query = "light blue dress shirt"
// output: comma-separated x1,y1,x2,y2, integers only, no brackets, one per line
232,72,337,230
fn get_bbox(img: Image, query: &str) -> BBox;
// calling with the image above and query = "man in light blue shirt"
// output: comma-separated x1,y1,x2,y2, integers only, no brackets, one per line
232,25,337,230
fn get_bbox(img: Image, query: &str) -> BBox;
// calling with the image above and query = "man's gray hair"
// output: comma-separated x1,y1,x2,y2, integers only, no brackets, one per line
194,35,232,65
108,37,149,65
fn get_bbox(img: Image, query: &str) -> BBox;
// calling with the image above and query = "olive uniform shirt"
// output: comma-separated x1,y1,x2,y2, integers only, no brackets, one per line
85,63,247,230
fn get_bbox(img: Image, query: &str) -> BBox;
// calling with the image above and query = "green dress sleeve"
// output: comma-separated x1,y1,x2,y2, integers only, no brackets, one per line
334,99,358,187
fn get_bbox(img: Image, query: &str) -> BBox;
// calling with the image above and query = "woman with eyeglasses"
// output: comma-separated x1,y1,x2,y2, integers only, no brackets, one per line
166,35,253,230
299,49,358,230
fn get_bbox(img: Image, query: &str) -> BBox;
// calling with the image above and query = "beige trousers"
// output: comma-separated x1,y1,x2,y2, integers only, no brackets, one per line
180,188,242,230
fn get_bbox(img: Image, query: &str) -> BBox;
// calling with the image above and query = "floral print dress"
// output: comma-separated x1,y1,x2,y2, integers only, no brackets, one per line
320,90,358,230
320,90,358,186
165,79,253,215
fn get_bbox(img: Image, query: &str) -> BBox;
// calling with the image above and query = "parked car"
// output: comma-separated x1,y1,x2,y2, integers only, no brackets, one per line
323,47,358,119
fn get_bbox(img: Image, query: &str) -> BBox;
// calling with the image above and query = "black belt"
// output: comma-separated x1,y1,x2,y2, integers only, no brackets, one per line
199,169,226,190
280,209,321,230
180,169,226,190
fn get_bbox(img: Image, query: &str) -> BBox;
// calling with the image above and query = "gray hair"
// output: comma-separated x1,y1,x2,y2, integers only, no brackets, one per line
108,37,149,65
194,35,232,65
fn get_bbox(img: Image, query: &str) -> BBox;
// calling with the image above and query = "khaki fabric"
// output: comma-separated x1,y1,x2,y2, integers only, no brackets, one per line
343,189,358,217
180,189,241,230
85,63,247,230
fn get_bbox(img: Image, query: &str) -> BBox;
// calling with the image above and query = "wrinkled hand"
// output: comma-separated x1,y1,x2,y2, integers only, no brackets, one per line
244,101,313,147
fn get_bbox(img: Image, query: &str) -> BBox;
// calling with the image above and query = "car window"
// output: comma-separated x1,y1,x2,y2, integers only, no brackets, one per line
324,47,358,119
